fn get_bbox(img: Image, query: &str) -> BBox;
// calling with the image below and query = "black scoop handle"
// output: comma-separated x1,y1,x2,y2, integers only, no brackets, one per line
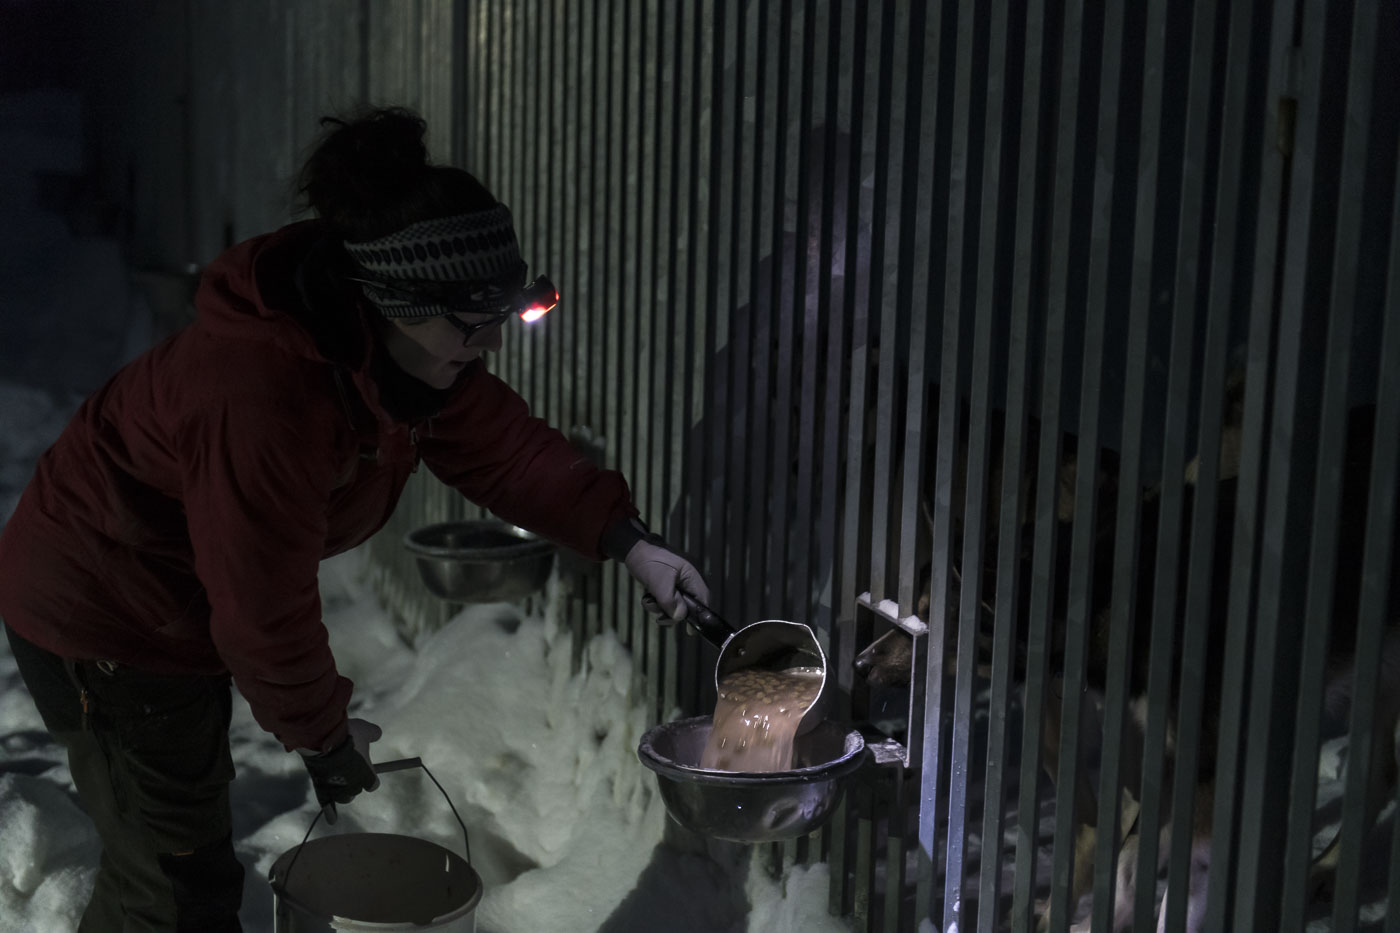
678,590,737,648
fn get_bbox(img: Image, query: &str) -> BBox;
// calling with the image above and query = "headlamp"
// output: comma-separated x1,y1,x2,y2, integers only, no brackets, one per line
515,275,559,322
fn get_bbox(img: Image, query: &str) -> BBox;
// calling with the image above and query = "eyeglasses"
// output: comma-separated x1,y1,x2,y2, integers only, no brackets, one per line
441,308,513,344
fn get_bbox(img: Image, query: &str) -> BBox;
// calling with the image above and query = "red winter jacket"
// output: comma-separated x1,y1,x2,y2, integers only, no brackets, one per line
0,221,637,751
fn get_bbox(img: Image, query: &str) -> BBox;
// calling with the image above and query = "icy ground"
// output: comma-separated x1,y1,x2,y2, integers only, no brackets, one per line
0,381,851,933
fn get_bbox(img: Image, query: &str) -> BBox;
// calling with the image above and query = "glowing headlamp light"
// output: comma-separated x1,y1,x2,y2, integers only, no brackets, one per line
515,275,559,322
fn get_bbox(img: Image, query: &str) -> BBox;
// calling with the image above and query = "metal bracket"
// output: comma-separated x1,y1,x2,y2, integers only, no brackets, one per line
855,591,929,637
854,593,928,770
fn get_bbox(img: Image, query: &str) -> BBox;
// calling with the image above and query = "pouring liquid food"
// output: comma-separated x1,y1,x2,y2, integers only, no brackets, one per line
671,591,831,774
700,666,824,772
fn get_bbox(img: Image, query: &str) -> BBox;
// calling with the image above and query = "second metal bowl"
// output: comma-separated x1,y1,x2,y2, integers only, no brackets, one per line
403,520,556,603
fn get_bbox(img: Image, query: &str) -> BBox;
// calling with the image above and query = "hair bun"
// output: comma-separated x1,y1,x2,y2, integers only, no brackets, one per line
298,107,432,235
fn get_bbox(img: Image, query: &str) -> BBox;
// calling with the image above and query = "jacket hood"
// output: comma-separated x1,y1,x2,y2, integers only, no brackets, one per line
194,220,372,369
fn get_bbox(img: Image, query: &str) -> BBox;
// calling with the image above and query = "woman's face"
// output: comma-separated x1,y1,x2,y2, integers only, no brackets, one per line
380,311,506,389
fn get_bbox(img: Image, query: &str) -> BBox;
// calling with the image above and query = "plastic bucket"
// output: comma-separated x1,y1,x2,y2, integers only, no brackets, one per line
269,757,482,932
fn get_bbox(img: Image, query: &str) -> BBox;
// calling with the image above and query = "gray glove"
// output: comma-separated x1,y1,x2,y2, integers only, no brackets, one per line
626,538,711,622
299,717,381,823
602,517,710,622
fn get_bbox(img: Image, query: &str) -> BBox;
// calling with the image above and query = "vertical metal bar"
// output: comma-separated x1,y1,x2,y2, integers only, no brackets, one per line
1132,3,1219,929
1232,0,1327,923
666,0,700,708
1335,102,1400,933
977,1,1044,929
632,0,656,693
616,0,638,652
1202,3,1294,927
764,0,796,619
682,0,710,682
1303,6,1386,930
809,0,853,914
612,0,635,650
596,0,622,644
832,0,869,917
1389,779,1400,933
944,1,1001,929
506,0,526,389
742,0,773,622
1158,1,1255,929
721,0,751,648
1038,1,1119,929
575,0,600,657
778,0,812,874
652,0,677,721
544,0,563,429
701,0,732,717
529,0,546,417
526,0,546,410
563,0,582,429
866,0,900,614
882,766,908,931
892,0,932,617
1009,0,1083,928
652,0,680,717
789,0,819,630
915,0,955,922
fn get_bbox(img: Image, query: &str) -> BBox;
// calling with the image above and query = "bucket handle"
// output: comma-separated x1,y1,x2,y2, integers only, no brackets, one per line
269,756,473,894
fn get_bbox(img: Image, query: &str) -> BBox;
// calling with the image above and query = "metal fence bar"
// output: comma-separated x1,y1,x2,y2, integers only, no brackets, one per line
1232,0,1327,923
810,0,856,913
1131,2,1217,927
1202,1,1294,926
742,0,775,622
832,0,871,916
763,0,796,623
1307,6,1389,930
788,0,819,637
784,0,817,873
655,0,681,719
1279,1,1374,927
1014,0,1082,926
504,0,526,391
699,0,731,718
975,1,1044,929
631,0,659,698
1378,177,1400,933
682,0,712,711
946,1,1006,928
1158,0,1255,928
913,0,957,921
866,0,901,613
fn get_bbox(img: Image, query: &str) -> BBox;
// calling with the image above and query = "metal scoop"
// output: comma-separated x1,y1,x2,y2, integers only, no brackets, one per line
677,591,830,737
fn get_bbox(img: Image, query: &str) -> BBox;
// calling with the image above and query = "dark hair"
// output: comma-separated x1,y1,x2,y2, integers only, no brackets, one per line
296,106,497,242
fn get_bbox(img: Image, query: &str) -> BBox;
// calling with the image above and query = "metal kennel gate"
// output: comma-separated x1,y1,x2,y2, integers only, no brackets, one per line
363,1,1400,930
91,0,1398,929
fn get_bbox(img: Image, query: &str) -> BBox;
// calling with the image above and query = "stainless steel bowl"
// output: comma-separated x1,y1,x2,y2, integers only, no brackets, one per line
403,521,556,603
637,716,868,844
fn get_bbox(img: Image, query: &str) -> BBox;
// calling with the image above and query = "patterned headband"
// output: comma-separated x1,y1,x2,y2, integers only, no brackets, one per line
342,204,525,318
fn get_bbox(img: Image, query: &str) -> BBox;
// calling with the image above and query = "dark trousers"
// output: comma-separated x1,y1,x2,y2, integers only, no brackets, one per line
4,623,244,932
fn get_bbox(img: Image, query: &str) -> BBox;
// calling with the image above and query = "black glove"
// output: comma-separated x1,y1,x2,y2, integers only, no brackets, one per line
299,718,381,823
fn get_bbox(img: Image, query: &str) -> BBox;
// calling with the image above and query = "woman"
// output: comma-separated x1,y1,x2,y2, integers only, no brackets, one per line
0,107,707,932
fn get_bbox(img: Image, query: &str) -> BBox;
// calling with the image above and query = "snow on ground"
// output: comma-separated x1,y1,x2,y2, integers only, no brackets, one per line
0,380,851,932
